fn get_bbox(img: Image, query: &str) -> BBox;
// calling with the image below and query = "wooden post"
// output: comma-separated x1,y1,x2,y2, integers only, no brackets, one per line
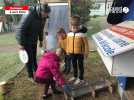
68,0,71,30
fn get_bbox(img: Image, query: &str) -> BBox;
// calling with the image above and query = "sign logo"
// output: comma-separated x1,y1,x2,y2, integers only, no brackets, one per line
4,6,29,15
123,7,129,14
110,7,129,14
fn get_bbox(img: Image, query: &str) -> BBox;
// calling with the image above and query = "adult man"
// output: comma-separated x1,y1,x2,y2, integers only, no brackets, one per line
16,4,51,81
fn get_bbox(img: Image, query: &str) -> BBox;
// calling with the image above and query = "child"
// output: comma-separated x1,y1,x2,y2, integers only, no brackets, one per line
57,28,67,53
56,28,70,74
35,48,71,99
66,15,89,85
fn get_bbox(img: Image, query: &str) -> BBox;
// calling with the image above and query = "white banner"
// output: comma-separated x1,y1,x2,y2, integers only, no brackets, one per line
92,27,134,56
0,22,2,32
5,10,29,15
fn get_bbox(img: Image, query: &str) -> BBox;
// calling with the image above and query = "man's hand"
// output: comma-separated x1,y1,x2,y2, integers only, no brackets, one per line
39,41,43,48
18,45,24,50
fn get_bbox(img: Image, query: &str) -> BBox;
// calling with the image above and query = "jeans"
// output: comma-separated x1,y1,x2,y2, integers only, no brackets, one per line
68,54,84,80
24,44,37,78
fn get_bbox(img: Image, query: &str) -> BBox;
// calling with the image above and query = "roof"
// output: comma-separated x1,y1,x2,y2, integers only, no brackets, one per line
93,0,113,3
40,0,67,3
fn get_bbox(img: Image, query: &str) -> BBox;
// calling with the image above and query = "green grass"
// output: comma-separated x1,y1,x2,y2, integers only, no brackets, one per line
0,52,23,82
86,16,107,37
87,51,102,65
0,33,17,45
0,33,23,83
0,94,3,100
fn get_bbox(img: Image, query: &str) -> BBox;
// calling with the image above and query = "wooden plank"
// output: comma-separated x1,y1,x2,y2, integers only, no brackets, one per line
123,91,134,100
0,81,14,95
64,80,113,99
64,81,94,100
68,0,71,28
92,80,112,93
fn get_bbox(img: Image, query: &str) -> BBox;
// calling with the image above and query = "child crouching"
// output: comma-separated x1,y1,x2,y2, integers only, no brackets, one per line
35,48,71,99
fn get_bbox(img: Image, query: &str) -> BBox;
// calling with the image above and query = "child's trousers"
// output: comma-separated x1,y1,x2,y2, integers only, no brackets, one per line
64,55,71,73
68,54,84,80
24,44,37,78
35,77,56,94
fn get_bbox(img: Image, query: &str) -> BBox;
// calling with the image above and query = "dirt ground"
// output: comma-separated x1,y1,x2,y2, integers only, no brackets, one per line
4,52,120,100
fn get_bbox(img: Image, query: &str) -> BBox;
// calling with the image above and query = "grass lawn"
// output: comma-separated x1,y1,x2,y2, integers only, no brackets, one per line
0,33,24,99
0,52,23,83
0,94,4,100
0,33,17,46
86,16,108,37
0,33,23,83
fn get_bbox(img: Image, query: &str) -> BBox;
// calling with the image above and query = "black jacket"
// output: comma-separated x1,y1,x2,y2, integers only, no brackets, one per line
79,25,88,33
16,8,46,46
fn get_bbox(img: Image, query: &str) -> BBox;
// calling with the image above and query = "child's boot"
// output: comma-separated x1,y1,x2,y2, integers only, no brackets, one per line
42,93,52,100
53,89,62,94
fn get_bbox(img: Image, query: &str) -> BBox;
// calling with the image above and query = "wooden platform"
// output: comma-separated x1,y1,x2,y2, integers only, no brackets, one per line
122,90,134,100
118,78,134,100
64,80,113,100
0,81,14,95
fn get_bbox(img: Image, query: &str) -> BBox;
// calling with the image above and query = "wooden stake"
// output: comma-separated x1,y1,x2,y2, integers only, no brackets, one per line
68,0,71,29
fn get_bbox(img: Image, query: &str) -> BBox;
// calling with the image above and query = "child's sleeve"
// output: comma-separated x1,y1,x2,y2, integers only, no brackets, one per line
57,39,62,48
50,62,65,87
82,35,89,55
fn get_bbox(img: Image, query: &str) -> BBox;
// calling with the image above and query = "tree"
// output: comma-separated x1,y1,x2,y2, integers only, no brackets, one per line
105,0,108,15
71,0,93,24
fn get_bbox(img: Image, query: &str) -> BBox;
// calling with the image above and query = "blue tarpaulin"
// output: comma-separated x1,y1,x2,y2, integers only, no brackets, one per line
45,3,69,51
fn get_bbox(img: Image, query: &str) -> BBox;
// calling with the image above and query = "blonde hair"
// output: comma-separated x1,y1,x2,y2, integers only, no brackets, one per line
56,48,64,56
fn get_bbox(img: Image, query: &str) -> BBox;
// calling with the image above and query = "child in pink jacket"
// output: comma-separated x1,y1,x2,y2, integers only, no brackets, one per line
35,48,71,99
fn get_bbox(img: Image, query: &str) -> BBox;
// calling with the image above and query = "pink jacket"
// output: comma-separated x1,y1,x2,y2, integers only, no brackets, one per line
35,52,65,87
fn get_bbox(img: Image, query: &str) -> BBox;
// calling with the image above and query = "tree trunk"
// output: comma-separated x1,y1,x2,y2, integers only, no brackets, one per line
105,0,108,15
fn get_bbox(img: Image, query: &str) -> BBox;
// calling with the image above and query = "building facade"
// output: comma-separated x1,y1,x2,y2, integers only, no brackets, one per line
90,0,113,16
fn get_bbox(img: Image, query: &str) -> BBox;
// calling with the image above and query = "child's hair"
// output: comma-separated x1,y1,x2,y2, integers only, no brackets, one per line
56,48,64,55
57,28,66,35
57,28,66,39
71,15,80,26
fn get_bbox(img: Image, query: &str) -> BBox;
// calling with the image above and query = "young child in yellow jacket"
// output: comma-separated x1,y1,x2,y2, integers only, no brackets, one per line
66,15,89,85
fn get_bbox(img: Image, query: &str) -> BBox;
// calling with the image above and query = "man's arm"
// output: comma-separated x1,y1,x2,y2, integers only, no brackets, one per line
16,13,32,46
38,20,46,48
82,34,89,57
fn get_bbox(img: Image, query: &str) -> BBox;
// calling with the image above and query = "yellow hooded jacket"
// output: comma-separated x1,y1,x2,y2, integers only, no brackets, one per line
57,37,67,51
66,32,89,54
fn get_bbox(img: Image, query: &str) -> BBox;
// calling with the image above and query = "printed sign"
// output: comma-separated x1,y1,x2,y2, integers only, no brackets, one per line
4,6,29,14
0,22,2,32
92,28,134,56
110,26,134,39
0,6,3,9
